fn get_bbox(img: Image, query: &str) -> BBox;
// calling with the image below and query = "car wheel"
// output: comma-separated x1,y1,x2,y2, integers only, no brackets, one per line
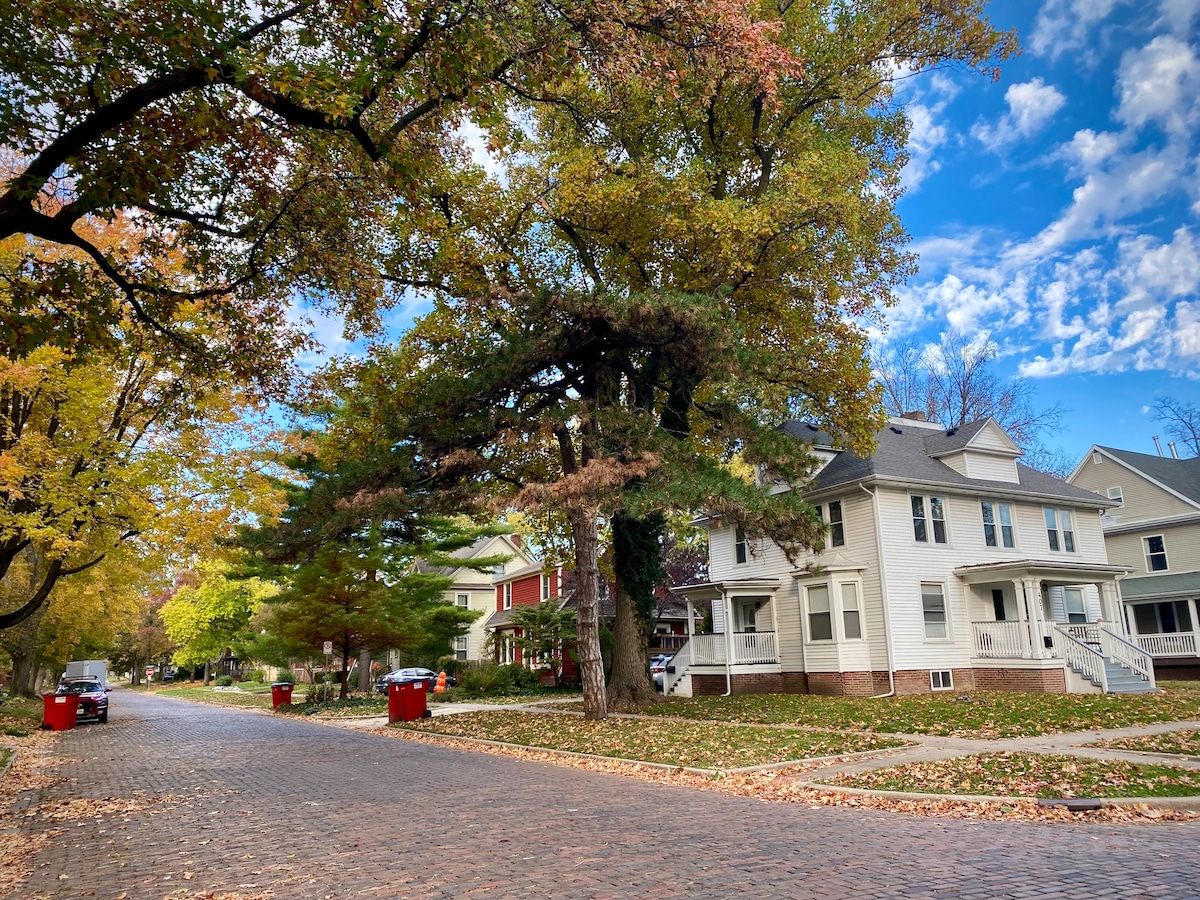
98,709,108,723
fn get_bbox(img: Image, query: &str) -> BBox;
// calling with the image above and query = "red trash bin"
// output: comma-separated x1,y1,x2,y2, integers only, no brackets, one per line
43,693,79,731
388,680,430,722
270,682,294,709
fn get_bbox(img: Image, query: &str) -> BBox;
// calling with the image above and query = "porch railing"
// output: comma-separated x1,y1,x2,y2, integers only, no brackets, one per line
1133,632,1199,657
971,620,1029,658
684,631,779,666
1097,623,1156,686
662,642,691,696
1056,627,1108,691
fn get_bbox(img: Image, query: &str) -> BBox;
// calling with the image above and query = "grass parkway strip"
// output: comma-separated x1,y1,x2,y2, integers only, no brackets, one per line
397,709,906,770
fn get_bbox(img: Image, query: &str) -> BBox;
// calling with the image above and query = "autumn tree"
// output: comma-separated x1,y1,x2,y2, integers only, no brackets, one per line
357,1,1014,713
0,226,288,631
1154,397,1200,458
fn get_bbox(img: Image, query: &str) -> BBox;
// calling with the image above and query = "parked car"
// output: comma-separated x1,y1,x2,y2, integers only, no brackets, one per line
374,668,456,694
56,677,110,723
650,654,674,690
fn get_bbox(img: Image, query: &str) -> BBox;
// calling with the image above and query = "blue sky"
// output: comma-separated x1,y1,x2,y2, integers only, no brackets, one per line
299,0,1199,465
886,0,1200,462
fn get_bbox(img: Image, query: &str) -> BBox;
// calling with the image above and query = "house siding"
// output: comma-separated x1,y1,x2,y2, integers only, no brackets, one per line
1072,455,1197,522
1105,522,1200,576
444,536,532,662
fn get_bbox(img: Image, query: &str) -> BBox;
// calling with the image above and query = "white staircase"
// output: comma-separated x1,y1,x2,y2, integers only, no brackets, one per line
1056,624,1157,694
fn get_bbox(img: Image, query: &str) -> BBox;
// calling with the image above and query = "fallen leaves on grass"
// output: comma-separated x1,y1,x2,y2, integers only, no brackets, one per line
400,710,902,769
1086,729,1200,757
646,688,1200,739
825,751,1200,799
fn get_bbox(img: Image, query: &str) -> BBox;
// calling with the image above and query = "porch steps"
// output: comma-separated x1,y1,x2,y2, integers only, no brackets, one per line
1074,658,1157,694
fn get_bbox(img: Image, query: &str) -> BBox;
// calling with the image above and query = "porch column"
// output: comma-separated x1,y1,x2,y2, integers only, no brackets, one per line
686,599,695,637
1024,578,1047,658
1099,582,1124,634
1012,579,1034,658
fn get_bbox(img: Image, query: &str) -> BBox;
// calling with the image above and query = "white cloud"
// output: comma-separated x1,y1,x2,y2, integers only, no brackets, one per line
903,103,947,190
1116,35,1200,133
973,78,1067,149
1030,0,1128,59
1157,0,1200,35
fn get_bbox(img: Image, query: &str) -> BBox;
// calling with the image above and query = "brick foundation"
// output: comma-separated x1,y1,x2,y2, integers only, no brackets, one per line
972,667,1066,693
691,673,786,695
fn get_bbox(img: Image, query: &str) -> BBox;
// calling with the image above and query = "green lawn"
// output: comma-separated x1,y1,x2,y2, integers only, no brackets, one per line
825,751,1200,798
398,710,906,770
0,694,46,736
153,685,276,709
645,687,1200,739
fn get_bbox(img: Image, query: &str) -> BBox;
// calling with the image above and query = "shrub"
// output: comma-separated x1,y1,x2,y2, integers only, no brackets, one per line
241,669,265,684
274,670,296,685
214,675,234,687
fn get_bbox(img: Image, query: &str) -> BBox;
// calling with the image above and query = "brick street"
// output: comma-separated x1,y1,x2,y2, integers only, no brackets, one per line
12,688,1200,899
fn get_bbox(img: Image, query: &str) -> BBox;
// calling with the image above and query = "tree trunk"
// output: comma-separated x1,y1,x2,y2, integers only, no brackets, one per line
338,645,351,700
607,513,663,710
567,503,607,720
358,647,371,693
607,577,658,710
8,605,46,697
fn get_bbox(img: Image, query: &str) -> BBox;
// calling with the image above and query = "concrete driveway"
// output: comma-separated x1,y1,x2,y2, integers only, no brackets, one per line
11,688,1200,899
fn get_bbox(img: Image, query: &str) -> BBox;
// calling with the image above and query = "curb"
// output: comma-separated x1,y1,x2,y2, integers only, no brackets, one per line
794,780,1200,812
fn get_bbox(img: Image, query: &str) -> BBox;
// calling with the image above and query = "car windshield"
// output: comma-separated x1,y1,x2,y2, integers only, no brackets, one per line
58,681,101,694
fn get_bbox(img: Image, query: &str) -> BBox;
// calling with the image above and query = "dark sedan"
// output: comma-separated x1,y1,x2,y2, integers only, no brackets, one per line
56,677,110,723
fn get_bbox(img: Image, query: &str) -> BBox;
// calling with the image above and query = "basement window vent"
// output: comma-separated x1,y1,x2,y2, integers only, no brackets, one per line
930,670,953,691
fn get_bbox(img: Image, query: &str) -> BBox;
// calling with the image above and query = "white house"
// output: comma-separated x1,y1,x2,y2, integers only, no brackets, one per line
1068,444,1200,679
671,415,1153,697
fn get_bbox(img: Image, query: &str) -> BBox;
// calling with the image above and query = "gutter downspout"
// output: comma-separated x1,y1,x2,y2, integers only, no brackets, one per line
861,483,895,699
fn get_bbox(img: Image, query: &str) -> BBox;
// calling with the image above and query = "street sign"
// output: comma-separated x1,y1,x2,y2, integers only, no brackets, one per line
322,640,333,655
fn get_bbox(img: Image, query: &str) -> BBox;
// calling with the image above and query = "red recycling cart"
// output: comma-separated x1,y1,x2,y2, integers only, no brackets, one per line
388,680,430,722
270,682,294,709
42,693,79,730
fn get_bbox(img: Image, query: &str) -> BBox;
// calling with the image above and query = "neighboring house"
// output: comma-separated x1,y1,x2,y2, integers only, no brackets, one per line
672,415,1151,698
484,563,580,683
1068,445,1200,679
413,534,534,663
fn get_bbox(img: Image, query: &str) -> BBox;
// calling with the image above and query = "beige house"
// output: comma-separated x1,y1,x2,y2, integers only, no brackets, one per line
1068,445,1200,679
672,416,1153,697
412,534,535,663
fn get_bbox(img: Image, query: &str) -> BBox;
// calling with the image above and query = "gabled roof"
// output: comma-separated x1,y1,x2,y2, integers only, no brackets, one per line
789,418,1112,507
1088,447,1200,508
415,534,532,577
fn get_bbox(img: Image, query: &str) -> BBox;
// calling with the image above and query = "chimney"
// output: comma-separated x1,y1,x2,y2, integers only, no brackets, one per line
510,533,522,547
1169,441,1180,460
1153,435,1164,457
900,410,928,421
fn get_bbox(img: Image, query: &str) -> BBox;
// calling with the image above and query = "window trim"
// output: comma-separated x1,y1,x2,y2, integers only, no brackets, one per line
980,499,1015,549
911,494,948,545
734,528,748,565
841,582,863,641
1043,507,1077,554
503,583,513,610
920,581,950,641
930,670,953,691
541,573,552,600
828,500,845,547
1144,535,1169,572
456,592,470,608
1063,587,1087,624
453,635,469,660
1107,486,1123,507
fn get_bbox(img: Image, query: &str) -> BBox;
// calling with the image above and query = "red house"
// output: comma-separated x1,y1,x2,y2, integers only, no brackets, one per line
483,563,579,684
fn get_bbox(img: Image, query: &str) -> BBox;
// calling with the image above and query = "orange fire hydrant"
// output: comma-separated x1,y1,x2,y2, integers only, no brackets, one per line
434,671,447,693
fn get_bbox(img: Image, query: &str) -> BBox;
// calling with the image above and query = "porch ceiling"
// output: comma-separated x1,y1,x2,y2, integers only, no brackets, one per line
954,559,1134,585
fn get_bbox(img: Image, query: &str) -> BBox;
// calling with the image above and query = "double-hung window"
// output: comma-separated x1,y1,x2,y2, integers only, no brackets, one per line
1044,507,1076,552
980,500,1014,548
1063,588,1087,624
735,528,748,565
921,583,948,639
541,574,552,599
841,583,862,639
453,636,469,660
828,500,845,547
1144,536,1169,572
912,495,947,544
456,592,470,608
807,584,833,641
503,583,513,610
